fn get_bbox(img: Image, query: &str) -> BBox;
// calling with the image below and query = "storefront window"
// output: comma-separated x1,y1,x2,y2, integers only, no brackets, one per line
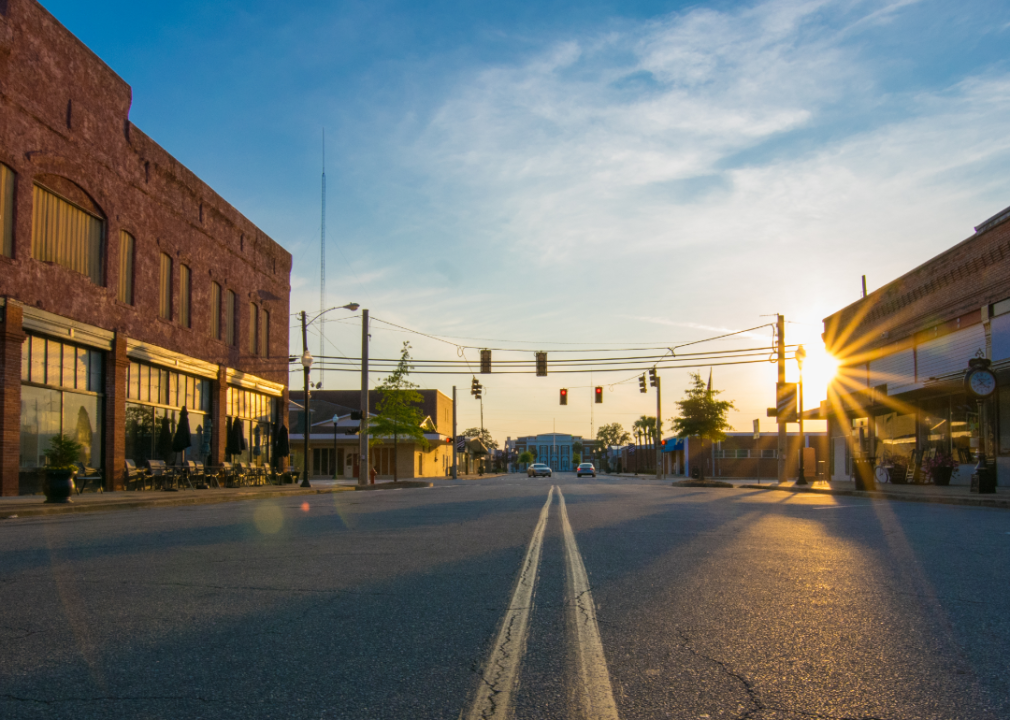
951,394,975,462
20,334,104,470
125,361,211,464
227,386,277,467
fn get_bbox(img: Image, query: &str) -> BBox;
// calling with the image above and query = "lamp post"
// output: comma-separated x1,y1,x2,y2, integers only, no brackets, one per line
297,303,359,489
332,414,339,479
795,344,807,486
359,309,369,486
299,337,313,488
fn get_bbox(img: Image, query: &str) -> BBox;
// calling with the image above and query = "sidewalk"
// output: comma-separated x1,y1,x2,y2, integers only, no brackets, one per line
0,480,356,519
737,477,1010,510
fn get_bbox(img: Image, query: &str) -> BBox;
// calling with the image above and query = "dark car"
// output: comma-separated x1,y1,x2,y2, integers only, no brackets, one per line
576,463,596,478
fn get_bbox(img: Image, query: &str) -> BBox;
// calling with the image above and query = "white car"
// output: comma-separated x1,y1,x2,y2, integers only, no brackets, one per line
527,463,552,477
576,463,596,478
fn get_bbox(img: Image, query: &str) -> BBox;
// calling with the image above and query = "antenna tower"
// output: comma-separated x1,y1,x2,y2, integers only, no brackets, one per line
319,130,326,388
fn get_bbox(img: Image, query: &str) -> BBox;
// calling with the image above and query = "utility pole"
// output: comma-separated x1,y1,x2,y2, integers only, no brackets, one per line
655,375,663,479
777,314,787,484
452,385,458,479
359,309,369,486
300,311,312,488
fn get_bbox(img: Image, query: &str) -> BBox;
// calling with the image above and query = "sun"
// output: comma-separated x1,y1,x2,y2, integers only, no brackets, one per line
801,344,840,403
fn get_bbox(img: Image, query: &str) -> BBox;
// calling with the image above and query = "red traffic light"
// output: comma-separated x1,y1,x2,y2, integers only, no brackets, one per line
560,388,568,405
595,386,603,403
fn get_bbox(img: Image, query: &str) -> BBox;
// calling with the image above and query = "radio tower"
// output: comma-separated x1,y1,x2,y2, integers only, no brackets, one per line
319,130,326,389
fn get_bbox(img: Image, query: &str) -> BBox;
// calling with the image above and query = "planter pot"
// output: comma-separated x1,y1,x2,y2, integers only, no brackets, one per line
44,469,76,504
890,464,908,484
931,466,953,486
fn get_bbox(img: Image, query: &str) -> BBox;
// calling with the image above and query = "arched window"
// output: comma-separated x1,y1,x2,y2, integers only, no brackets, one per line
31,178,105,285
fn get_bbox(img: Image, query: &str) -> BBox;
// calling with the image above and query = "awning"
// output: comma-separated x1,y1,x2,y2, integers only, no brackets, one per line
661,438,684,453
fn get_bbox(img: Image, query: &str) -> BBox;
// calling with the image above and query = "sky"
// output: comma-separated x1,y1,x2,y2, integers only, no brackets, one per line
43,0,1010,444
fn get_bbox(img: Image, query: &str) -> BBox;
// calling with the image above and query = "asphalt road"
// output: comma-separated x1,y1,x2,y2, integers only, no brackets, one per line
2,474,1009,719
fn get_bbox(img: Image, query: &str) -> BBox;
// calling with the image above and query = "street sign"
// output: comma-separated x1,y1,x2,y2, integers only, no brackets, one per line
776,382,798,422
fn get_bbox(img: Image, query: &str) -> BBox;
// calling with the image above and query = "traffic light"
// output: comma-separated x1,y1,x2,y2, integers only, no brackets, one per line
471,376,483,399
536,352,548,377
649,367,658,387
480,349,491,374
639,374,647,393
475,382,483,400
595,386,603,404
560,388,568,405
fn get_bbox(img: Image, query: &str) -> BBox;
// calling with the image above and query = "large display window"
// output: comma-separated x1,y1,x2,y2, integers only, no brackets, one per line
227,386,277,467
19,334,103,469
125,361,211,465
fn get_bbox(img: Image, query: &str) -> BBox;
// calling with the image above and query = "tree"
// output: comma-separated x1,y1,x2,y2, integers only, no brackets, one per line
633,416,657,471
518,450,534,465
461,427,498,452
596,423,631,473
669,372,735,442
370,342,428,481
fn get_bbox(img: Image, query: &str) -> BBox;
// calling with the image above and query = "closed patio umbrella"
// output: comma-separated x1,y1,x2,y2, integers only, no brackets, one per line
225,417,236,460
156,416,173,462
173,407,192,462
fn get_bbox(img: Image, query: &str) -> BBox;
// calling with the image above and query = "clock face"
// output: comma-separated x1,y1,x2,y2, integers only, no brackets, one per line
969,369,997,397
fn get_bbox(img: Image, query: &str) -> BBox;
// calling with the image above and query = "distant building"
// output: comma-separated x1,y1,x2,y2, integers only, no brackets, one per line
513,434,584,472
288,389,453,479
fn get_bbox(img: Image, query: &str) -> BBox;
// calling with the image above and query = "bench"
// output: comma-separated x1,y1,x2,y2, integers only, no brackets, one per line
125,460,151,490
74,463,104,494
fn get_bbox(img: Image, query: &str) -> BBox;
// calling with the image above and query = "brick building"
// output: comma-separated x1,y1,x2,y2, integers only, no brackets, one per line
0,0,291,494
823,202,1010,485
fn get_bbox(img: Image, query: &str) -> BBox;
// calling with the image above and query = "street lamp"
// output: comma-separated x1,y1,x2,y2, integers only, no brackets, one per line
299,344,313,487
795,344,807,486
298,303,359,488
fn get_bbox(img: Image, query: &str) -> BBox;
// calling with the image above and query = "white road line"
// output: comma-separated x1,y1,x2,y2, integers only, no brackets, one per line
465,486,555,720
557,488,620,720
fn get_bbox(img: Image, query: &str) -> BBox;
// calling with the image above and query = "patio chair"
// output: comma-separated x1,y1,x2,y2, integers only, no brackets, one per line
125,460,151,491
145,459,170,490
74,463,103,494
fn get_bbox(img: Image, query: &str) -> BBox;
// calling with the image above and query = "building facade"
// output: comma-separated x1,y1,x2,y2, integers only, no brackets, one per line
0,0,291,494
288,389,453,479
513,434,583,472
823,202,1010,485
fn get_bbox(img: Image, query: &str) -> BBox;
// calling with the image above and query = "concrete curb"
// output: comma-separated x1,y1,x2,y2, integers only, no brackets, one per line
353,481,434,491
739,483,1010,510
0,486,356,519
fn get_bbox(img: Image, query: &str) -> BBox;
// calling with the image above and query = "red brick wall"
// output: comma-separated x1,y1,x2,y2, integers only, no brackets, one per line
0,303,26,496
0,0,290,379
824,213,1010,361
0,0,292,493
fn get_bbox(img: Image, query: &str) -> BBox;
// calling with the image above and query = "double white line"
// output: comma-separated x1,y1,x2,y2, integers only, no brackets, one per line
465,486,619,720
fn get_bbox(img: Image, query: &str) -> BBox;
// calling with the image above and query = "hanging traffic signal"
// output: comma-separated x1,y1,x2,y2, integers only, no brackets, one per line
639,374,648,393
480,349,491,374
560,388,568,405
649,367,658,387
595,386,603,404
536,352,548,377
474,384,483,400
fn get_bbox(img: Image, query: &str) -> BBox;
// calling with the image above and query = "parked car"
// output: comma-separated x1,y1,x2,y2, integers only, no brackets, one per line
527,463,553,477
576,463,596,478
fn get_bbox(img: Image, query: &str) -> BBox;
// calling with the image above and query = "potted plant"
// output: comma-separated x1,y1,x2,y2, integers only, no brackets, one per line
43,434,84,503
923,451,958,486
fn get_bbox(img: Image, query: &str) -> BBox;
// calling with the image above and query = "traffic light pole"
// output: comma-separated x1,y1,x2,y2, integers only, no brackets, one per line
655,376,662,479
301,311,312,488
777,314,787,484
452,385,457,479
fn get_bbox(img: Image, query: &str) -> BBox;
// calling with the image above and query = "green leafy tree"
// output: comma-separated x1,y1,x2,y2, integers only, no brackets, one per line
518,450,534,465
461,427,498,452
370,342,428,481
669,372,735,442
596,423,631,473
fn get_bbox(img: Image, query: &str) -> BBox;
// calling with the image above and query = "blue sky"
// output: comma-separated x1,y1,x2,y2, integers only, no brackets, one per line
44,0,1010,442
